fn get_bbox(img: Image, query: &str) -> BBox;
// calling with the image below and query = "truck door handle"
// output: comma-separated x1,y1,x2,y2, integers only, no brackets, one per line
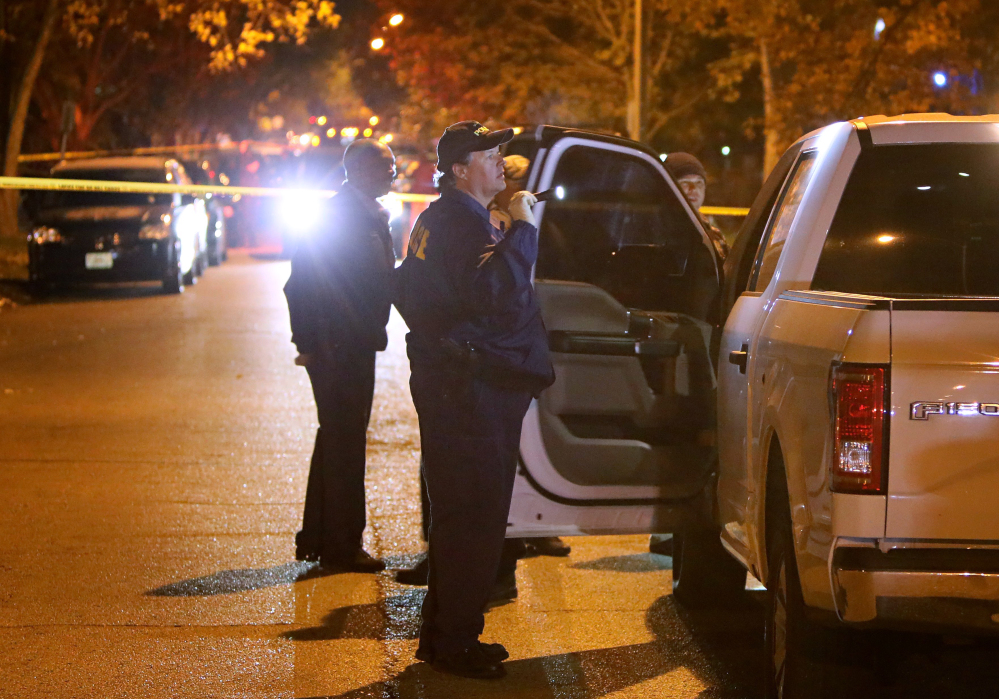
548,330,680,357
729,343,749,374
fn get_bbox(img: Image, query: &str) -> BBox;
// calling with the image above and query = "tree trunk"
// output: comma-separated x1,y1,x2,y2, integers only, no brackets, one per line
759,37,781,179
0,2,13,160
1,0,59,238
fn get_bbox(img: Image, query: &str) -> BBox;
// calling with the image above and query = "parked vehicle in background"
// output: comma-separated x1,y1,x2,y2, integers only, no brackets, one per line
27,156,208,294
501,117,999,698
182,159,227,265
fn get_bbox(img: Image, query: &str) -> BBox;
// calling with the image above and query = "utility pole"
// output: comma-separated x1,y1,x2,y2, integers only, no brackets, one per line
627,0,643,142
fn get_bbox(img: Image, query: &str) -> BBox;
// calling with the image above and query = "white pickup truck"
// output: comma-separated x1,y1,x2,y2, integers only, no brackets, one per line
500,115,999,697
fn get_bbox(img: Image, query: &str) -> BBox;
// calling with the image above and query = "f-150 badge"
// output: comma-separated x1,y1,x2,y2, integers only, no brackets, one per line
910,402,999,420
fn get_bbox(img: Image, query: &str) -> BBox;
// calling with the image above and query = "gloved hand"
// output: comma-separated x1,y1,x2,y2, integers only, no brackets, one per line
508,191,538,226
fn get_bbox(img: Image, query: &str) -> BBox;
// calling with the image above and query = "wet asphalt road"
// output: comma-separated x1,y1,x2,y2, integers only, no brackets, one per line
3,252,999,698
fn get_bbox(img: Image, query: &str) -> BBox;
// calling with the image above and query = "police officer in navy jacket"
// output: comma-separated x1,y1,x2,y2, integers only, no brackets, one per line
395,122,554,679
284,139,397,572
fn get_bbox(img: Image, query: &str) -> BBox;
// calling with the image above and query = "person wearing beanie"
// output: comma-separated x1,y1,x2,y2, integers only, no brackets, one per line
663,152,729,262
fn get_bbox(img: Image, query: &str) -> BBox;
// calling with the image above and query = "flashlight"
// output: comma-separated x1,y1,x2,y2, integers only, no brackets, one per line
532,186,565,203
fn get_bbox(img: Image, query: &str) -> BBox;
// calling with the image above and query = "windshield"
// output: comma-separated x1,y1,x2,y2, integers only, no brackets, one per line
812,143,999,297
37,168,170,209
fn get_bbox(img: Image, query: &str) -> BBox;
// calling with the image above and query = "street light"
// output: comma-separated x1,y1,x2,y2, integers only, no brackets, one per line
389,13,404,26
369,116,380,126
371,37,385,50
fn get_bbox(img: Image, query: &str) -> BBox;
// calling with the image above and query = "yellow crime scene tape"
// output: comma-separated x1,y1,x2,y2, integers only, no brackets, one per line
0,176,749,215
701,206,750,217
16,144,222,164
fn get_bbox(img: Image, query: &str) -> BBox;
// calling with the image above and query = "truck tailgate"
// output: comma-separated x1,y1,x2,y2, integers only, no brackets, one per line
887,308,999,540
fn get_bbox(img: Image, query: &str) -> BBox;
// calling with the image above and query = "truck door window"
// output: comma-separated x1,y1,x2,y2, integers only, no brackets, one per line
750,152,818,291
536,145,714,315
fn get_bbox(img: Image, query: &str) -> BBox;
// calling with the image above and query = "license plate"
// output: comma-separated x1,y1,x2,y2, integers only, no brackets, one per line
85,252,114,270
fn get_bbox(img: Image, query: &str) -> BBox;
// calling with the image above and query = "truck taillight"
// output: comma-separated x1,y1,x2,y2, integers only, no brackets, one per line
831,364,889,494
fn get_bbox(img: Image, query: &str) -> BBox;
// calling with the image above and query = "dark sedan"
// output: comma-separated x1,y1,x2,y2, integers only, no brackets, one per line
27,157,208,294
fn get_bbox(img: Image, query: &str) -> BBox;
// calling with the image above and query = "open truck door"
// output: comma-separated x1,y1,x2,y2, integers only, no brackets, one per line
504,128,723,539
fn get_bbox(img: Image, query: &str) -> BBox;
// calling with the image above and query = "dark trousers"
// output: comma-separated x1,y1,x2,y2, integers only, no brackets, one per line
419,462,524,577
296,350,377,561
410,363,532,656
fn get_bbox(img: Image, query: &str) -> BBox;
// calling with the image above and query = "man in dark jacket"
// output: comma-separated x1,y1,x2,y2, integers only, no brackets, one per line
395,121,554,679
284,139,397,572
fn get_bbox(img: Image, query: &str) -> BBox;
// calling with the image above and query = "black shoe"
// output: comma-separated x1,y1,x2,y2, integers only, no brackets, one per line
479,642,509,662
320,549,386,573
295,547,320,563
649,534,673,557
485,572,517,609
431,645,506,680
395,555,429,585
416,642,508,664
524,536,571,557
295,533,320,562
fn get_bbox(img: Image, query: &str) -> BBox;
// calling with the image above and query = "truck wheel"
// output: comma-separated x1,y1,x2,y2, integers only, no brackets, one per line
671,526,746,608
764,466,847,699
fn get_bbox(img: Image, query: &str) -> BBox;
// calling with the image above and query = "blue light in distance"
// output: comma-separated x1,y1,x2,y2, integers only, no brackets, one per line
874,18,885,40
933,72,948,88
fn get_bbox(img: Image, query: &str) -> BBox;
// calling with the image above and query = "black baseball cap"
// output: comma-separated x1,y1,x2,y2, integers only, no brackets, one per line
436,121,514,174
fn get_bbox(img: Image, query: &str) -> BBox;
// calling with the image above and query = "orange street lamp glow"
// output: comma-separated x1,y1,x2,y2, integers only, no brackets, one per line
371,37,385,50
389,13,404,26
369,116,380,126
327,127,336,138
311,135,321,147
363,128,373,137
317,116,327,126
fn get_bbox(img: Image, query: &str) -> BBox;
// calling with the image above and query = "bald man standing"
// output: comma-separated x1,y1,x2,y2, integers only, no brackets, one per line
284,140,397,572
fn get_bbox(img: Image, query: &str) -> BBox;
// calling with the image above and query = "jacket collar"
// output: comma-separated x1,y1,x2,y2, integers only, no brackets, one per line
442,188,491,224
340,182,389,227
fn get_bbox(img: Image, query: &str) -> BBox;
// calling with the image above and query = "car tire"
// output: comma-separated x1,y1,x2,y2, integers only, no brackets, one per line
163,264,184,294
182,262,196,286
28,279,49,298
671,525,747,608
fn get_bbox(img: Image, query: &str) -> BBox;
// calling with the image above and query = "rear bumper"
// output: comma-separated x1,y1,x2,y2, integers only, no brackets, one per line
832,543,999,633
30,241,172,283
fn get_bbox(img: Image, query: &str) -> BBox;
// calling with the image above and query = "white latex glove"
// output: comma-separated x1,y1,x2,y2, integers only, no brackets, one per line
508,191,538,226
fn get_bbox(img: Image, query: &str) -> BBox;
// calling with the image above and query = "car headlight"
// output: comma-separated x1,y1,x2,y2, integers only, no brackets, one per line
138,222,171,240
30,227,62,244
